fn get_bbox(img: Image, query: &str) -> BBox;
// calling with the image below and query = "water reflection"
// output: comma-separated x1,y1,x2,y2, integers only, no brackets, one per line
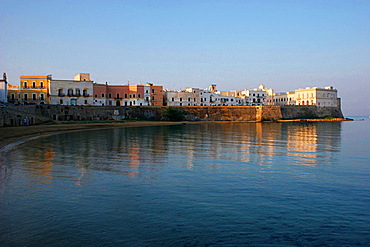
1,122,342,184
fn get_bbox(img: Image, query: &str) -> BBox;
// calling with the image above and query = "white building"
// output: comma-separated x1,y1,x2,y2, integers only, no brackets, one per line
50,73,94,105
164,85,240,106
0,73,8,103
164,87,201,106
241,85,267,106
273,91,295,105
294,86,339,107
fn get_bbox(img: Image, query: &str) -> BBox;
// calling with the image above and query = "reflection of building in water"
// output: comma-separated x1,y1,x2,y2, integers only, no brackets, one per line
128,146,140,178
21,143,55,182
284,122,341,166
287,124,318,161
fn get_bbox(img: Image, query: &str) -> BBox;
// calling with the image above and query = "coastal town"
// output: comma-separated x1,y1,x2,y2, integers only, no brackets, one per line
0,72,340,108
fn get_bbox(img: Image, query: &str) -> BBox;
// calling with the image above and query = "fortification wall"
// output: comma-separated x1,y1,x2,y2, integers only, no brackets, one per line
0,104,344,127
280,105,344,119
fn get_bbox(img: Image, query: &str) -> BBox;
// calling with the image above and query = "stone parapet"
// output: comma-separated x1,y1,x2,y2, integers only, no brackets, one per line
0,105,344,127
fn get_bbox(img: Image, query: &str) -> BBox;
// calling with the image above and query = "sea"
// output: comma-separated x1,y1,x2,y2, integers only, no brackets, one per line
1,117,369,246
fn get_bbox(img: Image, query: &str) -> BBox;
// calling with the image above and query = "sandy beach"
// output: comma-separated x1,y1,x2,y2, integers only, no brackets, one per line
0,121,188,151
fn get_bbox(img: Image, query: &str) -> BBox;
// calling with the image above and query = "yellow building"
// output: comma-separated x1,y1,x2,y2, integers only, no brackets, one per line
8,75,52,104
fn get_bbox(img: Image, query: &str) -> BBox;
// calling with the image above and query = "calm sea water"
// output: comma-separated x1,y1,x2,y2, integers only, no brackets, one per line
1,118,369,246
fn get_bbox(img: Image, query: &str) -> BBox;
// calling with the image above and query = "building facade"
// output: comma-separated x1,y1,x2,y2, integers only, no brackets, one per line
93,82,163,106
49,73,94,105
8,75,52,105
0,73,8,103
294,86,339,107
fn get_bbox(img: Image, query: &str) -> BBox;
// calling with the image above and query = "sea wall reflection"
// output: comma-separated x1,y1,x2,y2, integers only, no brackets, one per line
2,122,342,184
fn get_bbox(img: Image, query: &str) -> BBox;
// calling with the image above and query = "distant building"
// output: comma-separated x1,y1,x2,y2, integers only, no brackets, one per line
8,75,52,104
239,85,267,106
0,73,8,103
294,86,339,107
49,73,94,106
164,87,201,106
164,85,241,106
93,82,163,106
272,91,295,105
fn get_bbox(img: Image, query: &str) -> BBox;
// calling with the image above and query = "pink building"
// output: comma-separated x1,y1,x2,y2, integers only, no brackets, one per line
93,82,163,106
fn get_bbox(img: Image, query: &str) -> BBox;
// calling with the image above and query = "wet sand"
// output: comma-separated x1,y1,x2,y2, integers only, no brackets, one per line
0,121,187,151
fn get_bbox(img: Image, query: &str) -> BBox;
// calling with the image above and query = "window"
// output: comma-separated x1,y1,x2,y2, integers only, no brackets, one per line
138,94,141,98
125,93,128,98
146,90,149,93
40,81,44,88
32,93,36,100
116,93,120,99
84,100,88,104
24,94,28,100
18,93,21,99
60,99,63,104
133,94,136,98
152,89,155,93
180,103,182,106
188,98,191,101
76,89,81,96
32,82,36,88
40,94,44,100
180,98,182,101
102,93,105,98
152,96,154,100
24,82,27,88
83,89,88,97
108,93,112,98
146,97,149,101
172,98,174,101
68,89,73,96
11,93,15,100
58,89,64,96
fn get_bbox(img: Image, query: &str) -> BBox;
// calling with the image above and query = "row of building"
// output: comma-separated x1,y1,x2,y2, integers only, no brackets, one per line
0,73,340,108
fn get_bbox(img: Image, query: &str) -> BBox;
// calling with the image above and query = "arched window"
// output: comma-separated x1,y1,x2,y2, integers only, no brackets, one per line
24,82,27,88
32,81,36,88
40,81,44,88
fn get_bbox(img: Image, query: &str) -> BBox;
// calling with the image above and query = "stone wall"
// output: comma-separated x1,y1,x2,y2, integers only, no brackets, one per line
0,104,344,127
280,105,344,119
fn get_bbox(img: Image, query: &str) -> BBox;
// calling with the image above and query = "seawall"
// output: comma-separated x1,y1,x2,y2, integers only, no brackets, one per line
0,105,344,127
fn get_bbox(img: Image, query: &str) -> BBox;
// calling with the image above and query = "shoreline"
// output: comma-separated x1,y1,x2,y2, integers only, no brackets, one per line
277,118,353,122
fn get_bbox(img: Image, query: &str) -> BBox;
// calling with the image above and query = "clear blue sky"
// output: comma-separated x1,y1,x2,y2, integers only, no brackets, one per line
1,0,369,116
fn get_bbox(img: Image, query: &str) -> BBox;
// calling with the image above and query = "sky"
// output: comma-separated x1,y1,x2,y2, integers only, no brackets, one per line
1,0,369,116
